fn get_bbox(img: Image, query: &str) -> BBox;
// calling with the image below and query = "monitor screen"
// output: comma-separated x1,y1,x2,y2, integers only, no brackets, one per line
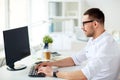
3,26,30,71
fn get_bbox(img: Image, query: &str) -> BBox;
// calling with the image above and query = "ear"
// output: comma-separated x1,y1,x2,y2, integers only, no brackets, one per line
93,21,98,29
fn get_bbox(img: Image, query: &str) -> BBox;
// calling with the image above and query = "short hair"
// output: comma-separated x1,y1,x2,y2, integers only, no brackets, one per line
84,8,105,24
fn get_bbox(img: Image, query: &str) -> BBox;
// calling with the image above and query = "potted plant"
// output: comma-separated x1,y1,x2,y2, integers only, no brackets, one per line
43,35,53,49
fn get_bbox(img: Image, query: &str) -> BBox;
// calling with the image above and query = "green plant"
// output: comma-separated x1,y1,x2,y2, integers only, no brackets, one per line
43,35,53,43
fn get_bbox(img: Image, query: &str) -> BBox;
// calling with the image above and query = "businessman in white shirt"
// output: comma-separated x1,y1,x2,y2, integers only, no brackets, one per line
36,8,120,80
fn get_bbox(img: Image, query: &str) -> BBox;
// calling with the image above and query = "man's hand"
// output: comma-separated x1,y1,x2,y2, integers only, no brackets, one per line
37,66,53,77
35,61,52,70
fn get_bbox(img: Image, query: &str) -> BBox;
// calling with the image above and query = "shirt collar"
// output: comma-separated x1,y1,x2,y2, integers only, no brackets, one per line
90,31,107,43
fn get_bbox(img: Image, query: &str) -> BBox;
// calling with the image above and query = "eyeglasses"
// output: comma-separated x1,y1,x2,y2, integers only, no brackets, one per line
82,20,94,26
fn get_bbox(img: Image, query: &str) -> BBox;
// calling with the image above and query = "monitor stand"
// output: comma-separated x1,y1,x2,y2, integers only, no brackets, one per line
7,63,27,71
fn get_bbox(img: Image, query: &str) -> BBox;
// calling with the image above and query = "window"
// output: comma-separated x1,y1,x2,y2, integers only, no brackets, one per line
0,0,5,50
9,0,28,28
0,0,49,51
29,0,49,47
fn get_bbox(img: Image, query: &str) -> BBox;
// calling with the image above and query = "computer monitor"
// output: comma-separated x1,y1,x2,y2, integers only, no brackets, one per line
3,26,31,71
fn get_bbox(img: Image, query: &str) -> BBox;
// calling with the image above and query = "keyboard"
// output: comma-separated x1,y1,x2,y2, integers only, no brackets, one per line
28,65,46,77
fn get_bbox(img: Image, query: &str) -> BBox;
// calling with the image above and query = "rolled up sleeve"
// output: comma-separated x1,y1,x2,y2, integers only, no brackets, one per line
81,58,102,79
71,49,87,66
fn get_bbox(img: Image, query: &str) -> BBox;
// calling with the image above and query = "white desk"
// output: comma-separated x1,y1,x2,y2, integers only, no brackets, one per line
0,51,82,80
0,65,82,80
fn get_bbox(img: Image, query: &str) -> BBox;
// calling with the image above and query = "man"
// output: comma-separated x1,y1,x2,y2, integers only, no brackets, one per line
36,8,120,80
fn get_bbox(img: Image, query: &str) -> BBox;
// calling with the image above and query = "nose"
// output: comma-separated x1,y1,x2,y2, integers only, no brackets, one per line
81,26,86,32
81,26,84,30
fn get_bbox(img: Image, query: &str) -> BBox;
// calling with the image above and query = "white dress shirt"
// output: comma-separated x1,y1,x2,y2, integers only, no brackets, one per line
71,32,120,80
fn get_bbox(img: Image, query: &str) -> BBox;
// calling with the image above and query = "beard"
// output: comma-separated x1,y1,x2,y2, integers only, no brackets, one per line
85,30,95,37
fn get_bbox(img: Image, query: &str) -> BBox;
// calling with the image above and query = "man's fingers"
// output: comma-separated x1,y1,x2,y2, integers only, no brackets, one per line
35,64,41,70
35,61,51,70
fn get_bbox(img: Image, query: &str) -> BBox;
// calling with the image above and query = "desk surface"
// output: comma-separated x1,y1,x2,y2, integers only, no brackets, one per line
0,64,81,80
0,51,81,80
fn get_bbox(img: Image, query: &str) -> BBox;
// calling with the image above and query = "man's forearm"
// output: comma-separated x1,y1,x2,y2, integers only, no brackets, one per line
51,57,75,67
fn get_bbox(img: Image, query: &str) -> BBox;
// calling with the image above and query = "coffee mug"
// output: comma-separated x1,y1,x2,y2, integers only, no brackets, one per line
43,51,51,60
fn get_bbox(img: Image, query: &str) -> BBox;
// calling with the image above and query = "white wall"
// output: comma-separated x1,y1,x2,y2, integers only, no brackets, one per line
82,0,120,33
